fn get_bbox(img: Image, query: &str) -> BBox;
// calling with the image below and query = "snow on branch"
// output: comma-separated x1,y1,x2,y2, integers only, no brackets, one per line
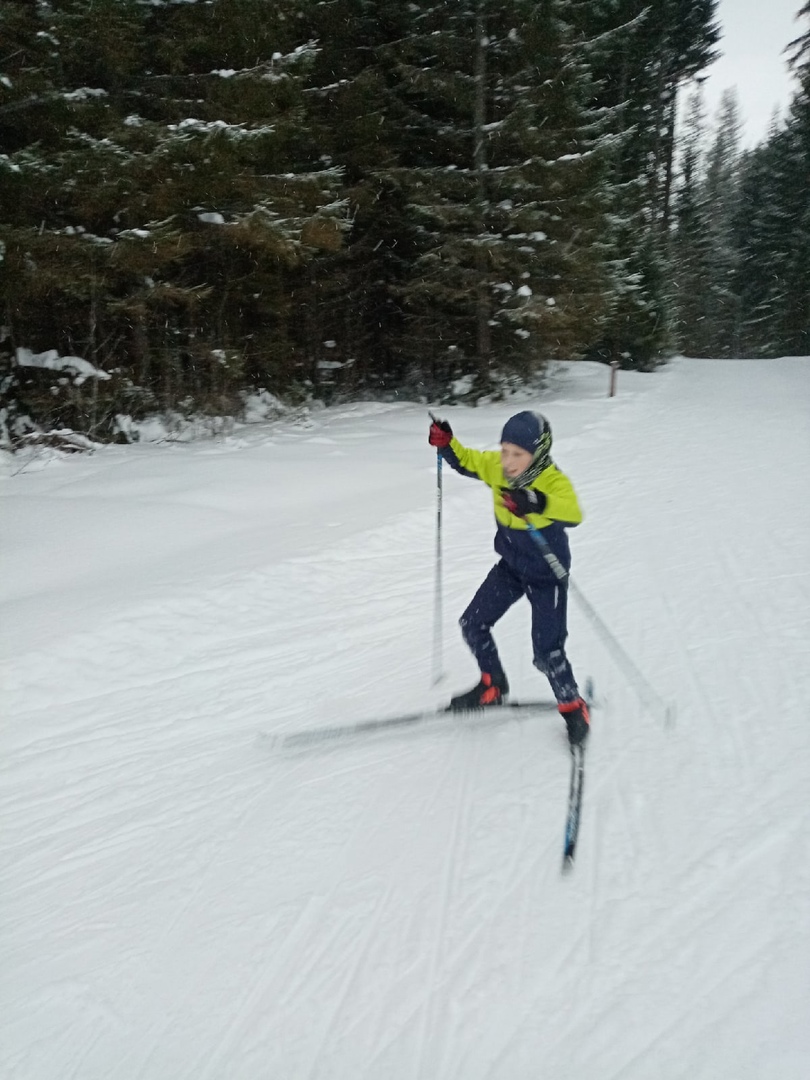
167,118,276,139
210,41,321,81
15,348,112,386
63,88,109,102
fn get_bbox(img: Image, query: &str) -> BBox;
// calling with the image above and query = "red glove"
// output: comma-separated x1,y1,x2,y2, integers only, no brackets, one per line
501,487,547,516
428,418,453,448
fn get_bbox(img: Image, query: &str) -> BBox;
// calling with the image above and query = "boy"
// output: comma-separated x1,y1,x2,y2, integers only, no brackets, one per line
428,410,590,745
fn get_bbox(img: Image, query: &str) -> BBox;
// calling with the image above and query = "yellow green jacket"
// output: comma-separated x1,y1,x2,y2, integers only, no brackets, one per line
441,437,583,583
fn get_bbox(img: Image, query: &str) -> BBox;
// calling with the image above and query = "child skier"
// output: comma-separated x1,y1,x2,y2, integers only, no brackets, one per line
428,411,590,745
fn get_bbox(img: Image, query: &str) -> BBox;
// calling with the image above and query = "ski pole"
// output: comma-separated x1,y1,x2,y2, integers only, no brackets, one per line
525,523,675,726
429,412,445,685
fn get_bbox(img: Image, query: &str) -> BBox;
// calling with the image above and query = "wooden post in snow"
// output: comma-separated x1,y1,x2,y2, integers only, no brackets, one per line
609,360,619,397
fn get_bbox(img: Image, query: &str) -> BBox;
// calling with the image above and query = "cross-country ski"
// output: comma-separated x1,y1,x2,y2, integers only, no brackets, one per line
273,699,564,750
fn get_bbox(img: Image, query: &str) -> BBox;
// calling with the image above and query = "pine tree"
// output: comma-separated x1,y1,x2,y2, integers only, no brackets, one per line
566,1,718,368
671,88,743,357
732,4,809,357
0,0,345,438
781,2,810,354
671,88,714,355
304,0,615,396
290,0,429,396
701,90,743,356
571,1,720,236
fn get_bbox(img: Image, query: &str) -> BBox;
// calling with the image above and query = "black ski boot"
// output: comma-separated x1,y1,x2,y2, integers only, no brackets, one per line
449,672,509,711
558,698,590,745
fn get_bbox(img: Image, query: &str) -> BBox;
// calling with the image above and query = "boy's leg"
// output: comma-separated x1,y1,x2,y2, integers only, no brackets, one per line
525,581,579,702
459,560,524,680
526,582,590,744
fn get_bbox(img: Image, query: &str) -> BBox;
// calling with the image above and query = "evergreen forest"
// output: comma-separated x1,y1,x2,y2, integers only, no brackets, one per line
1,0,808,447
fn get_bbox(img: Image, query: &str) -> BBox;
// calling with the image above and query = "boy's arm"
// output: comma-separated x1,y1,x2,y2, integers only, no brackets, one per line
539,469,583,526
441,438,502,482
428,418,500,482
501,469,583,526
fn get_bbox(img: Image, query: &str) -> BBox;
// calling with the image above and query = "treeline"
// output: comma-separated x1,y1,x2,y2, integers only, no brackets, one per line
0,1,805,447
672,4,810,360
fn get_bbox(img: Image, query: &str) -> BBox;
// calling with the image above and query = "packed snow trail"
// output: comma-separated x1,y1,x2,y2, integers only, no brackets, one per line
2,359,809,1079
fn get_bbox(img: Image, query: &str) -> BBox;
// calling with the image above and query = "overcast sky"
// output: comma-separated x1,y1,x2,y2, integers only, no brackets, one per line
699,0,801,145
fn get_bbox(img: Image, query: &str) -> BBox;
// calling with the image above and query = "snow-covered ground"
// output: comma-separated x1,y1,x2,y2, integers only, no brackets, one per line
2,357,809,1079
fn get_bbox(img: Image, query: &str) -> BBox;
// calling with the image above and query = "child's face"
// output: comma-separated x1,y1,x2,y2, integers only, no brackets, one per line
500,441,533,479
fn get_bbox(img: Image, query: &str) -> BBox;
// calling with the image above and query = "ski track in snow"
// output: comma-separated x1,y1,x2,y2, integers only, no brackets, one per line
2,358,810,1078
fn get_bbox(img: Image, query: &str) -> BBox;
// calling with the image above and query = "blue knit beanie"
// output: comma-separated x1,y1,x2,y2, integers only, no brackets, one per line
500,411,550,454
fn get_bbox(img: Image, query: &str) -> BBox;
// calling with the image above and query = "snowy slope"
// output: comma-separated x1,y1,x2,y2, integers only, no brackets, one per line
2,358,809,1079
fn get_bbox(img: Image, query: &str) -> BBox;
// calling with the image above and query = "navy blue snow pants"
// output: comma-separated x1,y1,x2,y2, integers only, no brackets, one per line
459,558,579,703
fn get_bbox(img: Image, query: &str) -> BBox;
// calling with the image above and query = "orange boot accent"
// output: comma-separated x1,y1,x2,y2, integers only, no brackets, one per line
558,698,590,721
558,697,590,745
479,673,502,705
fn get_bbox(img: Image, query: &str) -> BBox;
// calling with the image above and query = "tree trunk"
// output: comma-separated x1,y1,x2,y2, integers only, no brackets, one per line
660,82,679,244
474,1,490,381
